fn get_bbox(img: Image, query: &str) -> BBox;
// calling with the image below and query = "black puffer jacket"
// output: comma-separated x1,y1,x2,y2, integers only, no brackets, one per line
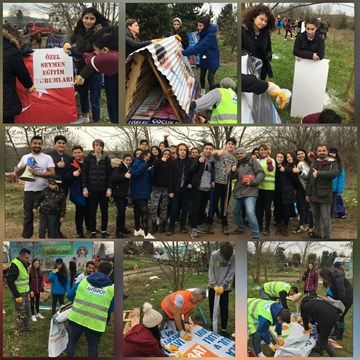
33,187,66,217
3,30,33,121
329,270,353,307
110,160,130,198
152,159,171,188
168,157,192,194
82,152,112,192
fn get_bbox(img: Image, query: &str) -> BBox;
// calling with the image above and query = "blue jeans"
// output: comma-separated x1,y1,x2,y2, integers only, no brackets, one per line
251,331,263,355
232,197,259,237
77,72,102,122
66,320,103,357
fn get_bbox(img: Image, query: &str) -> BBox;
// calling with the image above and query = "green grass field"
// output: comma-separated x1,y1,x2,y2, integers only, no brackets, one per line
2,287,114,357
247,274,353,357
269,29,354,123
124,269,235,337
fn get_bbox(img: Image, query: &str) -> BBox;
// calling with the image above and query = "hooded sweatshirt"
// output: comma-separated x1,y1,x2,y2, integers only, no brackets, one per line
123,324,168,357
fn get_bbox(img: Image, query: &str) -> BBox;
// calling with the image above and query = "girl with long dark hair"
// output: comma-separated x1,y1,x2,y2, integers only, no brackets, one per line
302,261,318,296
29,258,45,321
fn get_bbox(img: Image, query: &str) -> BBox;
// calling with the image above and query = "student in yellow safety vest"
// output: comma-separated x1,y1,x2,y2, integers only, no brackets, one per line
6,248,31,333
66,261,114,357
189,78,237,125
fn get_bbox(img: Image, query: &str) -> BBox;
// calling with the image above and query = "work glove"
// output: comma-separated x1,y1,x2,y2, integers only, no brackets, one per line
267,82,281,94
63,42,71,53
27,86,37,94
74,75,85,86
175,35,182,41
277,337,285,346
214,286,224,295
165,344,179,352
180,330,192,341
54,268,59,273
303,323,313,334
30,291,34,298
15,297,23,304
269,343,279,352
152,38,163,43
184,323,191,333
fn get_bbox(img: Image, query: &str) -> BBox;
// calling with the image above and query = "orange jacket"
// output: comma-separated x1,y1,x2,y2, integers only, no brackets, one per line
161,290,196,319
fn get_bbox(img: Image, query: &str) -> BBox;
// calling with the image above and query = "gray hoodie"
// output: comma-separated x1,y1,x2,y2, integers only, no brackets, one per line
208,249,235,291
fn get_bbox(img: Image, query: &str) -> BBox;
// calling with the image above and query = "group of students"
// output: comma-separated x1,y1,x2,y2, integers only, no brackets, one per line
16,134,344,240
3,7,119,124
249,261,353,357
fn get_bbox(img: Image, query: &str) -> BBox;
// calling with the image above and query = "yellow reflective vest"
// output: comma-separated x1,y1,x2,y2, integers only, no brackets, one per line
12,258,29,293
248,298,275,335
210,88,237,124
258,158,275,191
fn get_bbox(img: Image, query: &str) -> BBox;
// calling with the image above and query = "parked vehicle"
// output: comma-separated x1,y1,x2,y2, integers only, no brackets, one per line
26,21,54,36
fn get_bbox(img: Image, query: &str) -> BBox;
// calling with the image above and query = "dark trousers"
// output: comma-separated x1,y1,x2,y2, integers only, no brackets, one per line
14,292,30,330
30,293,40,315
52,293,64,315
273,193,292,226
104,74,118,123
39,212,60,238
88,191,108,233
169,188,191,229
133,199,149,235
256,189,274,229
75,203,90,235
210,183,231,226
296,185,307,226
200,68,216,90
191,189,210,228
66,320,103,357
23,191,42,238
114,197,128,233
208,287,230,330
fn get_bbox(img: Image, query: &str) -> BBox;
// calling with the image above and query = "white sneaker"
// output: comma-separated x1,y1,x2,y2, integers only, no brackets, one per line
143,233,155,239
31,315,37,322
70,116,90,124
36,313,44,319
134,228,145,237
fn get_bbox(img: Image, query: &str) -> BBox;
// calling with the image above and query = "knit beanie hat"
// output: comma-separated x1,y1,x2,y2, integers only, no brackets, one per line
235,147,247,154
328,147,338,154
142,302,163,328
173,17,182,26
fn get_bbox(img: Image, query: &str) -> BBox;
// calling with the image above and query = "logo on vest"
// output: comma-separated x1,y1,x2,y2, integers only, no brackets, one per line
232,95,237,105
86,285,107,297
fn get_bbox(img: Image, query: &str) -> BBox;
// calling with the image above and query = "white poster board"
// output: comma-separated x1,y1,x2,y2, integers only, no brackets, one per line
33,48,74,90
161,322,235,357
290,59,330,118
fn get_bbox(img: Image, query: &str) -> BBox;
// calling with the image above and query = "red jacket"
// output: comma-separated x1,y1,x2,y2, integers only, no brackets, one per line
123,324,168,357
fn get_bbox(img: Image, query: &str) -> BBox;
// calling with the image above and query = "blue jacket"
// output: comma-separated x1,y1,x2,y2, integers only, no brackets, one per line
258,302,284,345
48,269,70,295
130,157,153,201
182,24,220,70
67,271,114,315
332,167,345,194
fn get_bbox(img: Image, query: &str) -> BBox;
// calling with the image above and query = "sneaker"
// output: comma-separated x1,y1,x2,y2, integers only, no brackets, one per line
123,228,132,235
220,330,230,338
101,231,110,238
191,228,199,239
222,226,230,235
292,226,304,234
36,313,44,319
196,225,208,234
263,227,270,236
31,315,37,322
252,235,260,239
143,233,155,239
76,233,85,238
207,225,214,234
115,232,124,239
181,226,188,234
134,229,145,237
90,232,97,238
308,231,322,239
166,227,174,236
70,116,90,124
231,228,244,235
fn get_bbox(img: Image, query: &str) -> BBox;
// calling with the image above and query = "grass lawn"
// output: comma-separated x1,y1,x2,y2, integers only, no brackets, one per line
123,255,159,271
247,276,353,357
123,269,236,337
269,29,354,123
2,287,114,357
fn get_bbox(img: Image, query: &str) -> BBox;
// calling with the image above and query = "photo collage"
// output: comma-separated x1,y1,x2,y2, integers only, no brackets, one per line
1,1,357,359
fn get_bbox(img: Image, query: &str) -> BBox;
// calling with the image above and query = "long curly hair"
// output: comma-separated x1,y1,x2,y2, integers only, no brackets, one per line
73,7,110,36
242,4,276,32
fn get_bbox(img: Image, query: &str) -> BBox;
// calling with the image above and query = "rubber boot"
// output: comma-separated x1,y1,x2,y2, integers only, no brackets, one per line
151,221,158,234
282,225,289,236
275,224,282,235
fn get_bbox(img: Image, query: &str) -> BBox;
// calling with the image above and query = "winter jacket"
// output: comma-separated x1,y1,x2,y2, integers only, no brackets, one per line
29,268,44,294
130,157,153,201
275,165,298,204
293,31,325,60
126,33,151,58
231,155,265,198
3,31,33,121
189,155,215,191
70,28,96,73
110,160,130,198
213,152,236,185
152,158,171,188
168,157,193,194
208,249,235,291
328,270,353,307
82,152,112,193
242,24,273,79
123,324,168,357
332,167,345,194
306,157,339,203
46,150,72,184
64,158,86,206
182,24,220,70
6,258,29,298
297,161,310,190
33,187,66,217
48,269,70,295
242,74,268,94
169,29,189,49
302,269,318,292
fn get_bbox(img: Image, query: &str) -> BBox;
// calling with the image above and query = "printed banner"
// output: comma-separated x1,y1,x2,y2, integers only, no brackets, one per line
33,48,74,90
161,322,235,357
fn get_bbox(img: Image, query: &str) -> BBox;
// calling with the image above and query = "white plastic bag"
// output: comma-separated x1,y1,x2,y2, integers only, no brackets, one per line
212,294,220,333
48,308,71,357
